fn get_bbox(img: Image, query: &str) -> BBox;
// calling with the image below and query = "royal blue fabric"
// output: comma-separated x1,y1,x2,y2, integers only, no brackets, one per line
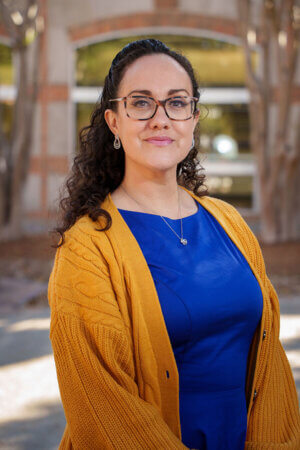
118,200,263,450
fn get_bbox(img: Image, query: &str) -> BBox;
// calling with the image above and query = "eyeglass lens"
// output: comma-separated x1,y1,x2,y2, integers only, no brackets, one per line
126,96,195,120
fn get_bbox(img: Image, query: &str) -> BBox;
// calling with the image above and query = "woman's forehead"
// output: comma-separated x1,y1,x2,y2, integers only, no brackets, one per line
118,53,193,96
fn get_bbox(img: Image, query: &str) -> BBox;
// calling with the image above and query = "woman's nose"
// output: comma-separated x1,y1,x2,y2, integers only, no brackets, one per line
148,104,170,128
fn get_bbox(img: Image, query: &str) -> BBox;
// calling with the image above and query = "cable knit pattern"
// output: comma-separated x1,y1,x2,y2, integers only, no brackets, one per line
48,188,300,449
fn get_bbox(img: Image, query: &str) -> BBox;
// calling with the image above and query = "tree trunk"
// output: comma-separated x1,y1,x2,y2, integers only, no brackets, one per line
237,0,300,243
0,0,41,241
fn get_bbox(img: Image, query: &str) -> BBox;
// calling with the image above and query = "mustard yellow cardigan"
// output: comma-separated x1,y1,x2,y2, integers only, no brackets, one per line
48,187,300,449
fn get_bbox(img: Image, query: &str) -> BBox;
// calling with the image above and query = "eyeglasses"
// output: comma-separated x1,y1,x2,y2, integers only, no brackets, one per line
109,95,199,121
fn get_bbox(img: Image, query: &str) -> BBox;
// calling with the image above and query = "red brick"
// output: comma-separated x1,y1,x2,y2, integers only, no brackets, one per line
154,0,178,9
38,85,69,102
30,156,69,175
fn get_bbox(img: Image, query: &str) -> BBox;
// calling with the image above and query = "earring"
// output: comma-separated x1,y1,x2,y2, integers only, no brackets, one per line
113,135,121,149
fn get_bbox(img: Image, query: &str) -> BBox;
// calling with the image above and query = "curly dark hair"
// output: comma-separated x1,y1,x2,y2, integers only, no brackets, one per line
54,38,208,246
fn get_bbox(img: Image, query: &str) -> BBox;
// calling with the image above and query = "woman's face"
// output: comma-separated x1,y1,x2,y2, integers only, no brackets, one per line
105,53,199,176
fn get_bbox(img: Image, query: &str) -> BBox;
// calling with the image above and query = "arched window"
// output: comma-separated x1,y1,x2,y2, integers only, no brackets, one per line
73,34,258,210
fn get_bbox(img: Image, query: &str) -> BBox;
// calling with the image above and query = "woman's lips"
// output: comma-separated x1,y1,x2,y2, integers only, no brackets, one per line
145,137,174,147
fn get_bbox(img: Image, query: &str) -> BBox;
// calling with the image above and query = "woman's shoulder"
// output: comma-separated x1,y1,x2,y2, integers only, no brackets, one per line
199,194,267,279
52,214,112,286
48,214,121,322
65,213,108,240
183,188,255,242
198,194,243,217
192,194,247,232
57,212,113,256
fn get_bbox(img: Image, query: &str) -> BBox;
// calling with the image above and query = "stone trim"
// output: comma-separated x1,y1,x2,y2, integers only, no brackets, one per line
68,12,238,42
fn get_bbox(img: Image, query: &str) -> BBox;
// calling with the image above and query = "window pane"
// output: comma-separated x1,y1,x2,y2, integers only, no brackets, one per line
206,175,253,208
75,35,257,87
0,101,13,140
199,103,251,160
75,103,95,150
75,36,256,211
0,43,13,85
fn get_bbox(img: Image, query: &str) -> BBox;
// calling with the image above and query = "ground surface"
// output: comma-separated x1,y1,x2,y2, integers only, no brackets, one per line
0,234,299,449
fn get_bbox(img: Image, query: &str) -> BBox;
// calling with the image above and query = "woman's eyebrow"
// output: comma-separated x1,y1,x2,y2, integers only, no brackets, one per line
127,89,190,96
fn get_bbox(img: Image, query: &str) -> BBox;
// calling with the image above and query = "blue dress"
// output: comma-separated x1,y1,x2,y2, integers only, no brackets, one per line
118,199,263,450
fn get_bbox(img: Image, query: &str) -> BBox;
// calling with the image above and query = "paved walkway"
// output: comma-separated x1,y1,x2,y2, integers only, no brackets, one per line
0,296,299,450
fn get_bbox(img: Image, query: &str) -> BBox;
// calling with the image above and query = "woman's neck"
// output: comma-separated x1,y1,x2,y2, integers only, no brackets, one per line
111,178,197,219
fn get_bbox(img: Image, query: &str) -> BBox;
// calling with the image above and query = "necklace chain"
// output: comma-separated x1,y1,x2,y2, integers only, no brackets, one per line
119,185,188,245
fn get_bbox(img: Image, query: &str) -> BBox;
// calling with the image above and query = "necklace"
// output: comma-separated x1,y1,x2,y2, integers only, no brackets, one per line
119,185,188,245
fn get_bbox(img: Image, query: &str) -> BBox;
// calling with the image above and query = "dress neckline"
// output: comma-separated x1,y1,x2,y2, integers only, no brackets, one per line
118,200,200,221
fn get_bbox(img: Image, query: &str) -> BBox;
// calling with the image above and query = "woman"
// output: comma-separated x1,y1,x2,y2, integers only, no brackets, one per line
48,39,300,449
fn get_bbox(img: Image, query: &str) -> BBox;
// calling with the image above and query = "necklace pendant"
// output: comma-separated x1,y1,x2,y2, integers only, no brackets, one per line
180,238,188,245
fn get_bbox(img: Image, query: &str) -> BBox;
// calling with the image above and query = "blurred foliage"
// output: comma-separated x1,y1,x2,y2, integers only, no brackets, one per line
0,43,13,85
76,34,257,87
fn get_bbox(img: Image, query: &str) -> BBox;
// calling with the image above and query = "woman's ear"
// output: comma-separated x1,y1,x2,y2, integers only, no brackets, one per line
104,109,119,136
194,108,200,121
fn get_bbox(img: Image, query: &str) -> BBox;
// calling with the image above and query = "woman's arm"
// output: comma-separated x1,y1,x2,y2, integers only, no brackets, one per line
48,231,187,450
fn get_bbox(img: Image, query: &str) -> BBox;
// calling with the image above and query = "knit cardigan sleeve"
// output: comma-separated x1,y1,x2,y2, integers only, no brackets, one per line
208,197,300,449
48,230,187,450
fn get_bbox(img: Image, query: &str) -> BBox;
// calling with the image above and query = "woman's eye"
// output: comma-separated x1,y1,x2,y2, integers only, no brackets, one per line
132,99,150,108
169,99,187,108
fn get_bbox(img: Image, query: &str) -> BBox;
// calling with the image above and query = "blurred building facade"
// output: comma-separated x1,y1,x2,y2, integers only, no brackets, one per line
0,0,299,233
